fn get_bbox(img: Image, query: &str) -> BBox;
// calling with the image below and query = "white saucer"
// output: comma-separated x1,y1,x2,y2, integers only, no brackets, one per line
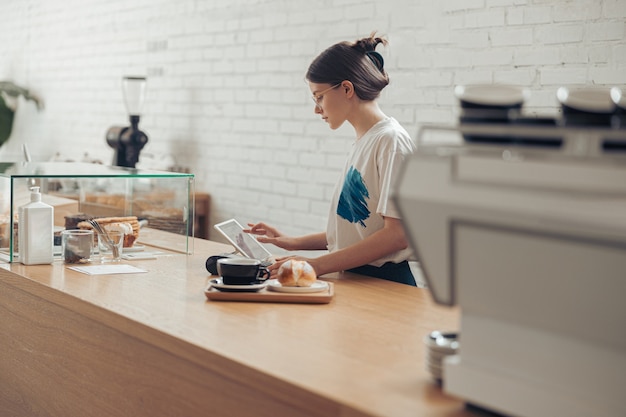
454,84,529,107
266,279,329,293
557,86,614,113
207,277,268,292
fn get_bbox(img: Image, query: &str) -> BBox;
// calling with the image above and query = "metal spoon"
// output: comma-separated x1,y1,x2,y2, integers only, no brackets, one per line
87,219,119,259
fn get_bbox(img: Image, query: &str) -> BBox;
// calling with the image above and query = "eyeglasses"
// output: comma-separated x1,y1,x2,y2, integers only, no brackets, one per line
311,83,341,109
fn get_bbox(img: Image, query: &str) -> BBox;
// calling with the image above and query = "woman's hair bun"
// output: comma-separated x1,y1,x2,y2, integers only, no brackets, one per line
354,32,388,53
366,51,384,71
354,32,387,72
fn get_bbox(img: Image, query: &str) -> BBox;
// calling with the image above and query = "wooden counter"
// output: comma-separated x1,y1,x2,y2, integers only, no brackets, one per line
0,229,472,417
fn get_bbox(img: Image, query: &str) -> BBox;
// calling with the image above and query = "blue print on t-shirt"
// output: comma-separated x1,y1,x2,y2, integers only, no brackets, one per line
337,166,370,227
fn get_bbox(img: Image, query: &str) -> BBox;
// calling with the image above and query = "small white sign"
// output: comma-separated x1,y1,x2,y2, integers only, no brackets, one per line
68,264,148,275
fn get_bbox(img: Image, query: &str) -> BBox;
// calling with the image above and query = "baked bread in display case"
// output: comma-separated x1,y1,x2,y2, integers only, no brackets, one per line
69,215,140,248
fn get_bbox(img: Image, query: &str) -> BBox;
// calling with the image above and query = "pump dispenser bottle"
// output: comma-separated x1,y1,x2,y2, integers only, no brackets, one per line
18,186,54,265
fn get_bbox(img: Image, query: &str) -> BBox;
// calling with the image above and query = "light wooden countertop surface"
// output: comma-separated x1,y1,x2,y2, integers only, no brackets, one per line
0,229,472,417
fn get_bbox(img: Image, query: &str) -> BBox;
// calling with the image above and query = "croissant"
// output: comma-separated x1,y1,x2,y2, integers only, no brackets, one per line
277,260,317,287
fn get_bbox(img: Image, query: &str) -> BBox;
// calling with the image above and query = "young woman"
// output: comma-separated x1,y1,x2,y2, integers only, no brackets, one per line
245,33,417,286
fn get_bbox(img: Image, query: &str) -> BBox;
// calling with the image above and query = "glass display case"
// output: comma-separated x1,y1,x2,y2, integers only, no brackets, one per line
0,162,195,262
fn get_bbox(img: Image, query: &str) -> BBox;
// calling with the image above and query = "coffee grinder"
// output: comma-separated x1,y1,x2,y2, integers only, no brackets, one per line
106,76,148,168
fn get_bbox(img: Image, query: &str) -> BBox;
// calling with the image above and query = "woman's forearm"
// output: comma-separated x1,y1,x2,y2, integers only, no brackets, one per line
293,232,328,251
311,218,408,276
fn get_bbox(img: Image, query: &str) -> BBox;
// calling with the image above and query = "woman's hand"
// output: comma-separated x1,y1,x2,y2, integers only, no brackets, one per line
244,222,299,251
244,222,282,238
266,255,320,279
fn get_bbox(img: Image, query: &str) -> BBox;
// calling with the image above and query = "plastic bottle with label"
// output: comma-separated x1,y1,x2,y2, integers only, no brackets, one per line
18,186,54,265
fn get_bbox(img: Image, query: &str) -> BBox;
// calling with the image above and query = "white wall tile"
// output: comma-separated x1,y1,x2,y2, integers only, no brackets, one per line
0,0,624,241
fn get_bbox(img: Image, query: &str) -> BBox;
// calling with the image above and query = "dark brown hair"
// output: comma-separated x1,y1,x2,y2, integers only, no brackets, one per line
306,32,389,101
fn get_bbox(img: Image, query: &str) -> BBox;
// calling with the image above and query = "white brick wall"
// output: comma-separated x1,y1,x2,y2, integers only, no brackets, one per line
0,0,624,240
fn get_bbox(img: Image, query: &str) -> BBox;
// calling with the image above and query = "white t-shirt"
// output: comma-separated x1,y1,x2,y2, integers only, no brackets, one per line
326,117,416,267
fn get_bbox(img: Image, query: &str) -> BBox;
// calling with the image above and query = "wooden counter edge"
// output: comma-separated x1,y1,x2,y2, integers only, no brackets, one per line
0,265,384,417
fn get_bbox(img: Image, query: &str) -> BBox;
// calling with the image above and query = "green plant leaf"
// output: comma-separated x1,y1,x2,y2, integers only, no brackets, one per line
0,81,44,110
0,96,16,146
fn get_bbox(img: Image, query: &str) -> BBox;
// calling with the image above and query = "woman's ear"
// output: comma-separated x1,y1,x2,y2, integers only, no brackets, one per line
341,81,355,98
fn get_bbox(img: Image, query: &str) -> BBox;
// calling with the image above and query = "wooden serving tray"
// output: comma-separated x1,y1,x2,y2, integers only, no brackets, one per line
204,280,334,304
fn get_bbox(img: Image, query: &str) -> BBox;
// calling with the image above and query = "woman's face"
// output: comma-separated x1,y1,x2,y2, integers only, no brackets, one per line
309,82,349,130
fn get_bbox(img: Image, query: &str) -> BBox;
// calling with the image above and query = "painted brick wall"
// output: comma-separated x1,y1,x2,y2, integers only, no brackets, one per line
1,0,625,239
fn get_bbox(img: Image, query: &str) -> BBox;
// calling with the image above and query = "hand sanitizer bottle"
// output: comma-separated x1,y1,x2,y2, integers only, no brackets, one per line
18,186,54,265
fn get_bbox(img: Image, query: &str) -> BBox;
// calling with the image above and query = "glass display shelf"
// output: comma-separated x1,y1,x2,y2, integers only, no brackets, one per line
0,162,195,262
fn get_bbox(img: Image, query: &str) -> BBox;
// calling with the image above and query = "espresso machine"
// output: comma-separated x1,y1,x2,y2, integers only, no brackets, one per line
394,86,626,417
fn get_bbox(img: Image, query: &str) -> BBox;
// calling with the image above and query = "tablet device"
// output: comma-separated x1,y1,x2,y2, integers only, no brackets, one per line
213,218,273,261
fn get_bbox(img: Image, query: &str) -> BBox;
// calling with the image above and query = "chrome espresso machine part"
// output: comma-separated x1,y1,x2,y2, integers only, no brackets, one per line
394,119,626,417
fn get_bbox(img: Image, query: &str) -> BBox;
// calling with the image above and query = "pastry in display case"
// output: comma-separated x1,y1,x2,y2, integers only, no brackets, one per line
0,162,195,262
